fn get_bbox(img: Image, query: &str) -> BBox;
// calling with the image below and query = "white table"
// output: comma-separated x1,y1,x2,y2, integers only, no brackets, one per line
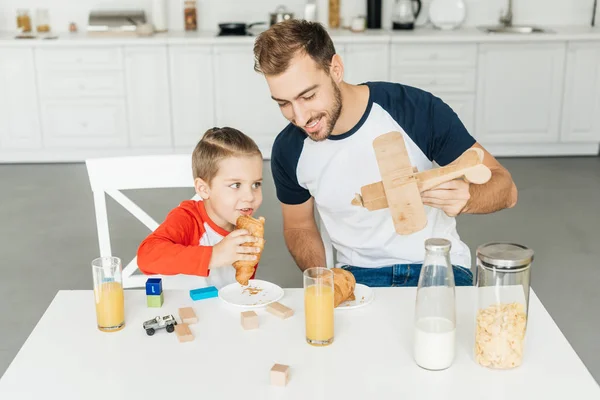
0,288,598,399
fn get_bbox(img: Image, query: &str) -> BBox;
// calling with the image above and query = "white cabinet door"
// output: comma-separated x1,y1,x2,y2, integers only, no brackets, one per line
561,43,600,143
169,45,215,148
213,45,288,151
343,43,389,84
41,99,127,148
476,43,566,144
125,46,172,147
442,94,476,136
0,48,41,149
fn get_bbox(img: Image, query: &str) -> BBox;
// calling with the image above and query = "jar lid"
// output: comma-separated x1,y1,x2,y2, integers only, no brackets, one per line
425,238,451,252
476,242,534,269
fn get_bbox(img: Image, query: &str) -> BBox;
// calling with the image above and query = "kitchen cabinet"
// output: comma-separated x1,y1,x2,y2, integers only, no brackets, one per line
0,48,41,149
169,45,215,148
125,46,172,147
476,43,566,144
1,34,600,162
342,43,389,84
561,43,600,143
213,44,288,151
41,98,128,148
390,43,477,137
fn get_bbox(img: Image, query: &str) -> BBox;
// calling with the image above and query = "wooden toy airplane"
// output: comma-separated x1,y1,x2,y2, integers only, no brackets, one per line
351,131,492,235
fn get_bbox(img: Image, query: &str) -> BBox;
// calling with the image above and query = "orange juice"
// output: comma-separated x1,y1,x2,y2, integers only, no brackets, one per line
94,281,125,332
304,284,334,346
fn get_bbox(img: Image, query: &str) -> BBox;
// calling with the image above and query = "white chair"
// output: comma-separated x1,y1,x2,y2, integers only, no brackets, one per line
315,207,335,269
86,154,208,290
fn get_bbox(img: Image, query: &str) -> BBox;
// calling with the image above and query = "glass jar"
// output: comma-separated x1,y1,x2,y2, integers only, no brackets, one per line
414,238,456,370
35,9,51,33
475,242,534,369
17,9,32,33
184,0,197,31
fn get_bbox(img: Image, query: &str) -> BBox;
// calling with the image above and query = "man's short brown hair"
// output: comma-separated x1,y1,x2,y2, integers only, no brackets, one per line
254,19,336,76
192,127,262,184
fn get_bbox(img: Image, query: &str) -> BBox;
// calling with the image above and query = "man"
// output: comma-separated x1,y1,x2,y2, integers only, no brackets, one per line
253,20,517,287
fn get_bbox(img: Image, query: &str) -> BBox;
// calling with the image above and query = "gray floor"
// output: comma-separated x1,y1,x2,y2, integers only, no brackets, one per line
1,157,599,383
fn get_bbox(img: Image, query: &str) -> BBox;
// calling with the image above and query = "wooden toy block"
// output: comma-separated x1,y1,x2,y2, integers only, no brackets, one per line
270,364,290,386
241,311,259,330
146,292,164,308
178,307,198,324
190,286,218,301
351,132,492,235
145,278,162,295
266,302,294,319
174,323,194,343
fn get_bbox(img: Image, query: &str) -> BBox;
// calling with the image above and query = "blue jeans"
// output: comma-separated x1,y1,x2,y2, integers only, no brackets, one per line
340,264,473,287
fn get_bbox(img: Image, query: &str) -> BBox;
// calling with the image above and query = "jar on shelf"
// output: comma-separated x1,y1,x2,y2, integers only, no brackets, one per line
36,9,51,33
475,242,534,370
16,9,32,33
184,0,197,31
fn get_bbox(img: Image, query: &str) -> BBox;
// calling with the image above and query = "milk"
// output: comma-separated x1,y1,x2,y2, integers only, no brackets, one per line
414,317,455,370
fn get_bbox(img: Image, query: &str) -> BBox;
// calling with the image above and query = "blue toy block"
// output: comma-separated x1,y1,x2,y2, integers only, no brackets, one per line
190,286,218,301
146,278,163,295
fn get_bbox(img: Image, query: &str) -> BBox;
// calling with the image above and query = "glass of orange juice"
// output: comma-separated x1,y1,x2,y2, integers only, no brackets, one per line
304,267,334,346
92,257,125,332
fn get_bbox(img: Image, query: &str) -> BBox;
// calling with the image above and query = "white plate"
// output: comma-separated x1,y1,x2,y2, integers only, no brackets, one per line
336,284,374,310
218,279,284,309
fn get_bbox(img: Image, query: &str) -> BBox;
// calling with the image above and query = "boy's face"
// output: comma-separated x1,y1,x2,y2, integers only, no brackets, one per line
195,155,263,230
265,52,343,142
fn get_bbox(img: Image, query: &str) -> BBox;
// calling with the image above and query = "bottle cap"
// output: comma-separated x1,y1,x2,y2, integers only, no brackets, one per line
425,238,452,252
476,242,534,269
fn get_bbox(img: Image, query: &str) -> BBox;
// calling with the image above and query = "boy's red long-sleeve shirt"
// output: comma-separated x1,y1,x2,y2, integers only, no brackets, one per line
137,200,256,280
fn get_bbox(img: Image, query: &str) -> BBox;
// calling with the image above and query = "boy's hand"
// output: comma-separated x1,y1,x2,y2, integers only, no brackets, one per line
209,229,261,269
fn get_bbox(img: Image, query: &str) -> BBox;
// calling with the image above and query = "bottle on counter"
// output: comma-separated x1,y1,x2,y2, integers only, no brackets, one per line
152,0,168,32
184,0,198,31
328,0,340,28
35,9,51,33
16,9,32,33
414,238,456,371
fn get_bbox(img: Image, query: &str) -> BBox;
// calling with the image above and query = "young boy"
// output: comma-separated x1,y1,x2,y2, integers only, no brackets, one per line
137,127,264,289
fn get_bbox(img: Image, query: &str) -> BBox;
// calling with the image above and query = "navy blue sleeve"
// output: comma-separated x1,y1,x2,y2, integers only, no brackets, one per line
369,82,476,166
270,125,311,205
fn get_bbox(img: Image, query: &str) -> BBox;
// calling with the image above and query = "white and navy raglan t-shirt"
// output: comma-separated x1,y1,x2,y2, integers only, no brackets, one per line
271,81,477,269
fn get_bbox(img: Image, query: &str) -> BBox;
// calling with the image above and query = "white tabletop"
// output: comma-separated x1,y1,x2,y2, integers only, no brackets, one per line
0,288,598,399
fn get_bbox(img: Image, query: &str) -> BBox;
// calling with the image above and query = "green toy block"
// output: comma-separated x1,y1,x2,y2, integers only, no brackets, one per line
147,292,164,308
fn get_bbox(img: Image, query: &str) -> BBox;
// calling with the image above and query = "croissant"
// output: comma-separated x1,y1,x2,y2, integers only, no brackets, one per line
232,215,266,286
332,268,356,307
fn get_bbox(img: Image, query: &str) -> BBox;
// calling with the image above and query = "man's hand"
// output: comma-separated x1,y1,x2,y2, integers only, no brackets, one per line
209,229,260,269
421,179,471,217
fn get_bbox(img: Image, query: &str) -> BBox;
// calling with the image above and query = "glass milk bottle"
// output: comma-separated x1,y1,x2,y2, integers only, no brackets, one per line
414,238,456,370
475,242,533,369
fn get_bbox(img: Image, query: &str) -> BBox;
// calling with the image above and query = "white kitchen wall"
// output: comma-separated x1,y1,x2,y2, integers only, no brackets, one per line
0,0,597,32
0,0,308,33
339,0,599,29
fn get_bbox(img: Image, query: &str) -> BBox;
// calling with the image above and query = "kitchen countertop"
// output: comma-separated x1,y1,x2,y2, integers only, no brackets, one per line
0,26,598,47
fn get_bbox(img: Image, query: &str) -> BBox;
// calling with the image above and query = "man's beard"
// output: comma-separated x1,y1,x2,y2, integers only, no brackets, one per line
305,80,343,142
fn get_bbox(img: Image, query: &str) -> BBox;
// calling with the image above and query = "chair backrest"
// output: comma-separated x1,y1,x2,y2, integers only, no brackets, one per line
315,208,335,269
86,154,208,290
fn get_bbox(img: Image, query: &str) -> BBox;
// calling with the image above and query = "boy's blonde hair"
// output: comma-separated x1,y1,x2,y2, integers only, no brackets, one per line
192,127,262,184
